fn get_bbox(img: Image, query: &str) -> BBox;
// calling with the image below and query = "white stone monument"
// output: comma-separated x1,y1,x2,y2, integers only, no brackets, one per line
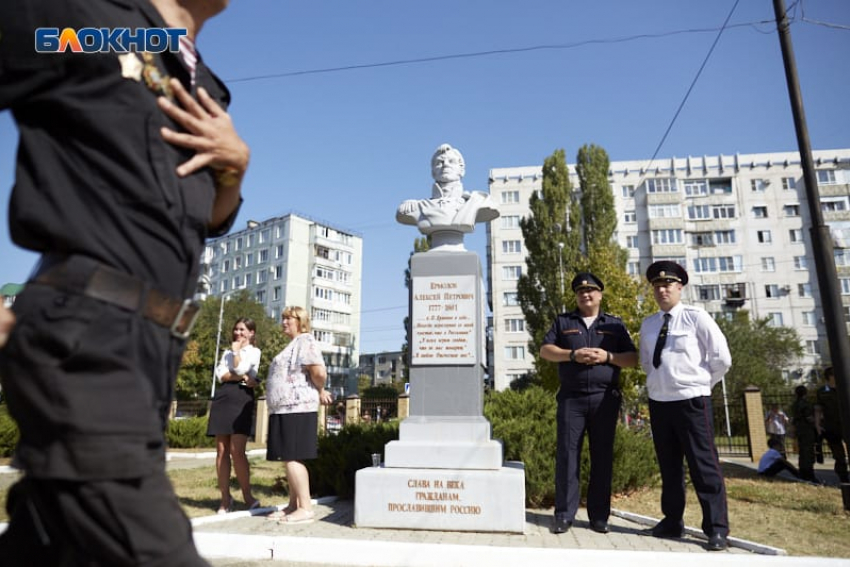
355,144,526,533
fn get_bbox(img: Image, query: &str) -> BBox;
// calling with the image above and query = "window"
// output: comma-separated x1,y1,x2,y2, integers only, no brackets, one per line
236,237,243,251
715,230,736,244
274,265,283,280
222,259,230,273
315,266,334,280
691,232,713,246
782,177,797,190
234,256,242,269
761,257,775,272
223,241,232,254
835,250,850,267
624,210,637,224
233,275,243,288
683,179,708,196
621,185,636,198
646,178,676,193
502,266,522,280
821,198,848,212
627,261,640,276
751,179,769,192
501,190,520,204
802,311,816,326
257,270,268,284
789,229,803,243
505,319,525,333
794,256,807,270
258,249,269,263
247,233,255,247
768,312,783,327
651,229,683,245
845,306,850,324
245,252,253,267
276,244,284,259
626,235,639,249
798,283,812,298
697,285,721,301
752,206,768,218
817,170,837,185
314,330,332,344
806,340,820,355
256,290,265,303
273,286,281,301
648,204,681,219
260,229,271,244
501,215,521,229
314,286,333,300
504,346,525,360
693,256,742,273
757,230,772,244
503,292,519,306
765,284,781,298
783,204,800,217
502,240,522,254
713,205,735,219
841,278,850,295
709,179,733,194
688,205,710,220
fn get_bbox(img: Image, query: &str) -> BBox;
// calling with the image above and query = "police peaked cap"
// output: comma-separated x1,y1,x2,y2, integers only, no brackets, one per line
646,261,689,286
571,272,604,292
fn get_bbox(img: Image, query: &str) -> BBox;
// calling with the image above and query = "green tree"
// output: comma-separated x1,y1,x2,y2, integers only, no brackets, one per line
516,149,579,391
177,290,287,400
716,310,804,400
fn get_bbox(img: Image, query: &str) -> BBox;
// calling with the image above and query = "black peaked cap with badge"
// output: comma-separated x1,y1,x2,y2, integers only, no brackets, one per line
646,261,689,286
571,272,604,292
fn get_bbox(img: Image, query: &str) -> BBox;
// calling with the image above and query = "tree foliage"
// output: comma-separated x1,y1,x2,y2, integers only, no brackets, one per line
715,310,804,400
516,149,579,390
175,290,288,400
517,145,654,402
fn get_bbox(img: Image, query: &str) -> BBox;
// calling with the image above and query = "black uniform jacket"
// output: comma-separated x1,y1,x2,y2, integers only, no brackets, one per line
0,0,239,298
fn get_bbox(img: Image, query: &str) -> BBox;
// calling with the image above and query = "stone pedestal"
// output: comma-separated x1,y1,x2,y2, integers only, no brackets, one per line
355,251,525,533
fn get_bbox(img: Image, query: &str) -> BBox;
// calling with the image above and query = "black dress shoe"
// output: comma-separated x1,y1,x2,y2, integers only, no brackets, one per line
550,516,572,534
641,523,683,538
589,520,609,534
707,533,728,551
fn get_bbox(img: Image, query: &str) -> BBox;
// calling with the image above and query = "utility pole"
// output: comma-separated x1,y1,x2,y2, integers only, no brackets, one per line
773,0,850,508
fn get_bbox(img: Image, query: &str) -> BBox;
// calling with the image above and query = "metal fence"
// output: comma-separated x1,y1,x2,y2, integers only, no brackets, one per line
711,391,750,456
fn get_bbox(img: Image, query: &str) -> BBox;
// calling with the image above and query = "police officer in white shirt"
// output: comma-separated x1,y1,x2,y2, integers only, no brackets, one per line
639,261,732,552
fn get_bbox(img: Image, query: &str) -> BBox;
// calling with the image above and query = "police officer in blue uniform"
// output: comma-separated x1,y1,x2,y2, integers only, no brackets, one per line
0,1,248,565
541,272,637,534
639,261,732,551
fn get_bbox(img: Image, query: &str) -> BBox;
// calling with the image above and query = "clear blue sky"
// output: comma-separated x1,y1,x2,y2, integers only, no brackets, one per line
1,0,848,354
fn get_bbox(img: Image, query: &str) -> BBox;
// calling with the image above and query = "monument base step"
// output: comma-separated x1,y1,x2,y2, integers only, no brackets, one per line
384,439,503,470
354,463,525,533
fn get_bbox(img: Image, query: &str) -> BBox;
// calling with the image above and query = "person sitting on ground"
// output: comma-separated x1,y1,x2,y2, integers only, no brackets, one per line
758,438,801,478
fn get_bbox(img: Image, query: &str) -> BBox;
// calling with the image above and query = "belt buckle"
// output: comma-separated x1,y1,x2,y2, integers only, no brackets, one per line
171,299,201,340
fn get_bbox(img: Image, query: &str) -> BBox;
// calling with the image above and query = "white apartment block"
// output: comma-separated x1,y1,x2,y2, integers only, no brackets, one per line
202,212,363,397
487,149,850,392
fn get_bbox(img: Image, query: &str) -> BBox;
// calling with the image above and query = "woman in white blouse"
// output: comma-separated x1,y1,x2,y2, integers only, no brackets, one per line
207,318,262,514
265,306,333,524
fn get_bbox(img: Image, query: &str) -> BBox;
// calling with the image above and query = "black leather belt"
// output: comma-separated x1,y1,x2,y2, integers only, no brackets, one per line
32,255,200,340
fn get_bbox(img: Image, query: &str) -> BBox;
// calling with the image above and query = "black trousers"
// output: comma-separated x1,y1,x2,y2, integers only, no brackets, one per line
554,389,620,522
0,265,208,566
649,396,729,537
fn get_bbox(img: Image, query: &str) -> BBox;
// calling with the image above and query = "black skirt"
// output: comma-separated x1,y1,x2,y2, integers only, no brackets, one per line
206,382,255,436
266,412,318,461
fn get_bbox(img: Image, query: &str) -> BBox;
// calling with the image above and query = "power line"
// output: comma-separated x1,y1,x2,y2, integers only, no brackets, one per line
225,19,776,84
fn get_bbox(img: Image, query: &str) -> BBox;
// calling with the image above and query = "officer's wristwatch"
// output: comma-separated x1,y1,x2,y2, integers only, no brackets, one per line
569,350,576,363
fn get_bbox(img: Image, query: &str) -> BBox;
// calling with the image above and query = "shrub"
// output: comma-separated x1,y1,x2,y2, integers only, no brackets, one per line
485,385,659,507
166,415,215,449
307,422,398,499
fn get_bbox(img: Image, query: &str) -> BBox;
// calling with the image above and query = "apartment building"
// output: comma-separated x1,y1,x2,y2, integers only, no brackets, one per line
202,212,363,396
358,351,405,387
487,149,850,392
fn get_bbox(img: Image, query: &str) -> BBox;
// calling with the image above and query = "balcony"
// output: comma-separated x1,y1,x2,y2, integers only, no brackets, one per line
724,283,747,308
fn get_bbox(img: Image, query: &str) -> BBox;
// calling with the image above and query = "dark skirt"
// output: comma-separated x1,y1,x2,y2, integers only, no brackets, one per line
206,382,255,436
266,412,318,462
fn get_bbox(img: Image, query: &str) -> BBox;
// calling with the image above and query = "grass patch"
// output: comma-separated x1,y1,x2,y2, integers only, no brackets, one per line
612,462,850,557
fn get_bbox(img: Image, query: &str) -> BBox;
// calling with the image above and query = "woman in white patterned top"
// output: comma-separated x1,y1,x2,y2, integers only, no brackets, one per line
265,306,333,524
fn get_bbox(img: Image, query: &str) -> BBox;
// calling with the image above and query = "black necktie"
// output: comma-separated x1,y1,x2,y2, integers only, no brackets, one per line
652,313,671,369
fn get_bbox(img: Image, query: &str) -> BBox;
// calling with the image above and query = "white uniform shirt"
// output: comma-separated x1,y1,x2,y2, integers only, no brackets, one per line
640,302,732,402
215,345,261,382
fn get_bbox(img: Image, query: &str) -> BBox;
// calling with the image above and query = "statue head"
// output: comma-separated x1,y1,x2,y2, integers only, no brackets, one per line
431,144,465,185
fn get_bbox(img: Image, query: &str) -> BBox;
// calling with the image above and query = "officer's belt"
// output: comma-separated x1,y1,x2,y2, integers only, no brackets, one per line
32,255,200,340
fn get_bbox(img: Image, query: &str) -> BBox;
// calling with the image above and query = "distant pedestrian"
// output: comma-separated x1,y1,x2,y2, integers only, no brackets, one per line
815,367,849,483
765,403,789,457
792,385,818,483
758,438,800,478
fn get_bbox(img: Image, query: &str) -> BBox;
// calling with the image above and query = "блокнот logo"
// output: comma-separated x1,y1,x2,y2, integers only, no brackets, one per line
35,27,187,53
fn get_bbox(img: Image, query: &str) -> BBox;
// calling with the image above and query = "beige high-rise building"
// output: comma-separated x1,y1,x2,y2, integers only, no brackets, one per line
487,149,850,392
202,212,363,397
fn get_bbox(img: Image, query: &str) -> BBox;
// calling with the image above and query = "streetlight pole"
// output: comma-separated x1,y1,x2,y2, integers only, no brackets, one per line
557,242,565,313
